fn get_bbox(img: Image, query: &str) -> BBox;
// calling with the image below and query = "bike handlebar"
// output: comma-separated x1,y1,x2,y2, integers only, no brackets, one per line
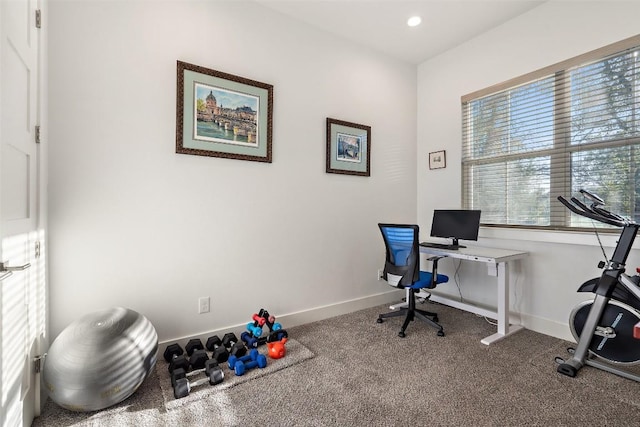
557,192,630,227
579,188,605,206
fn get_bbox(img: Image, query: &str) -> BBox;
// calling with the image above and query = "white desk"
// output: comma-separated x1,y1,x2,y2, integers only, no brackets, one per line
416,244,528,345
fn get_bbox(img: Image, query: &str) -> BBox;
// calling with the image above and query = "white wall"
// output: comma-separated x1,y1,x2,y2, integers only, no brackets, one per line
47,1,416,342
417,1,640,340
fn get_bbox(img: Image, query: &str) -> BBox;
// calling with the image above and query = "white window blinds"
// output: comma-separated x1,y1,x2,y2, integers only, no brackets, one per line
462,35,640,230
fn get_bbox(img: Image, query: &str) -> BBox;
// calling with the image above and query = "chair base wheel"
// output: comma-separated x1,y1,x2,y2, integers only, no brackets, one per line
376,318,383,323
398,331,406,338
437,330,445,337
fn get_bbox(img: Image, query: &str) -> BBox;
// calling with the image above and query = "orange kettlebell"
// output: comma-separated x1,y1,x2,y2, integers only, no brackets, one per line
267,337,288,359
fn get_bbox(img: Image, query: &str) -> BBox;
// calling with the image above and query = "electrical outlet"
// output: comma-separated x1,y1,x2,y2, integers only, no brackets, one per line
377,269,383,280
198,296,210,314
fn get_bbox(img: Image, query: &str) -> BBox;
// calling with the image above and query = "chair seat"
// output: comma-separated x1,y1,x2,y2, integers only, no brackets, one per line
407,271,449,290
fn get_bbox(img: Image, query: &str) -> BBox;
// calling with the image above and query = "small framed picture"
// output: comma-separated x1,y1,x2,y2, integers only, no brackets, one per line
326,118,371,176
429,150,446,170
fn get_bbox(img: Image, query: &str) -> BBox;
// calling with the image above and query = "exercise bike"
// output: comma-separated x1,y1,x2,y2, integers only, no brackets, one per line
556,189,640,381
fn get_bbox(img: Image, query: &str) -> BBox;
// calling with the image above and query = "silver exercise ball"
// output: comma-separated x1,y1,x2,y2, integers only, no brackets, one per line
43,307,158,412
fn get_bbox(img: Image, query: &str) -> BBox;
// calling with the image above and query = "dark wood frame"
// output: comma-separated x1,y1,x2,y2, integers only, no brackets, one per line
325,118,371,176
176,61,273,163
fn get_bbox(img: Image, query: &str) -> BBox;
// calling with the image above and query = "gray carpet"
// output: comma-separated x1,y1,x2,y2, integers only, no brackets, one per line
33,301,640,426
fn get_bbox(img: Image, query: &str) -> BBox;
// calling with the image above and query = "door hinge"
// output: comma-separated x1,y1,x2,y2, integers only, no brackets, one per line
35,125,41,144
35,10,41,29
35,241,41,258
34,354,46,373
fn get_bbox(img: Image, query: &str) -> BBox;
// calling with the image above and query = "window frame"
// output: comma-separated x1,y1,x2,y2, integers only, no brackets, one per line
461,34,640,233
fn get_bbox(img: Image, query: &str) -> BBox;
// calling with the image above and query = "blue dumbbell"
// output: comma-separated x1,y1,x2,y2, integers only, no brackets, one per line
246,322,263,338
228,348,259,370
234,353,267,376
241,331,259,349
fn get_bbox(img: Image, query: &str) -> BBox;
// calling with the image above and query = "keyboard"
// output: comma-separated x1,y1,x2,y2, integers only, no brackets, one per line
419,242,460,250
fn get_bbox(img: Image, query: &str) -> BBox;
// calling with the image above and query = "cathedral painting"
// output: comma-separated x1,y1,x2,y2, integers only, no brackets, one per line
194,83,259,147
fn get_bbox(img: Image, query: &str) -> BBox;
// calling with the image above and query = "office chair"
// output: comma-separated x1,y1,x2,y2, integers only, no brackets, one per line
376,223,449,338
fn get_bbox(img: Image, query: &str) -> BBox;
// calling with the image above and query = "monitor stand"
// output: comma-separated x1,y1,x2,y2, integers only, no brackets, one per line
451,238,466,249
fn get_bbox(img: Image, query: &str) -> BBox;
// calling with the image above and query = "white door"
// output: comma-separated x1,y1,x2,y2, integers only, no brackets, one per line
0,0,46,425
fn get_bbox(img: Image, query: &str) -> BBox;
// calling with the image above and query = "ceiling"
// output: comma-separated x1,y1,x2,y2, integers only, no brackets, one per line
256,0,546,64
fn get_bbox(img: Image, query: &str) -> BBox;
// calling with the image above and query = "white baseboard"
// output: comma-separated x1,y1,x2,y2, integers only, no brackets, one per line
158,290,402,353
158,290,576,355
520,312,575,343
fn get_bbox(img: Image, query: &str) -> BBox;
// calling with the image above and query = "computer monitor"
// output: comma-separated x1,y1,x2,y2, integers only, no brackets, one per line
430,210,481,248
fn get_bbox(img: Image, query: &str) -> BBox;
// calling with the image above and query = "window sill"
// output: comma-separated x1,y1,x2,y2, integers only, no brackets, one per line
479,226,629,249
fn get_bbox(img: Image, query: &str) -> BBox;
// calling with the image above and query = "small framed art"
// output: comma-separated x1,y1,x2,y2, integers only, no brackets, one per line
326,118,371,176
429,150,446,170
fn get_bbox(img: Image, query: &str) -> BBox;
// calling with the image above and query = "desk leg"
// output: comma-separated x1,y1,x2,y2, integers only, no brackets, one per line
480,261,523,345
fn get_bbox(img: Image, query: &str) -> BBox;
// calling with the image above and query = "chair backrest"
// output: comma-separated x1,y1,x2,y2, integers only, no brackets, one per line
378,224,420,288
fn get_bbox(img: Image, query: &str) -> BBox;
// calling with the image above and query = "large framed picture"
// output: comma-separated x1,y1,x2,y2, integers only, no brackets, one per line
176,61,273,163
325,118,371,176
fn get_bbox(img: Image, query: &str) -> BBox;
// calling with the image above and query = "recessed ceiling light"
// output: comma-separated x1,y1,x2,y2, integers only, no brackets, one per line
407,16,422,27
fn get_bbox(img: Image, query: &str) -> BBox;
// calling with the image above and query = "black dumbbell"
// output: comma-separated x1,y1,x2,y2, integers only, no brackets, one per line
164,343,189,373
222,332,247,357
266,329,288,343
206,335,230,363
185,338,205,356
173,362,224,399
188,348,209,370
171,359,219,388
163,343,184,362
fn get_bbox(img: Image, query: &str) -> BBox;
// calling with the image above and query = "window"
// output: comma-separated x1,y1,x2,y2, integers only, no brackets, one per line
462,35,640,230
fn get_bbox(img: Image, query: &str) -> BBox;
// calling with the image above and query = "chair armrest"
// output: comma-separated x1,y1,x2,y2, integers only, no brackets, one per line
426,255,447,288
